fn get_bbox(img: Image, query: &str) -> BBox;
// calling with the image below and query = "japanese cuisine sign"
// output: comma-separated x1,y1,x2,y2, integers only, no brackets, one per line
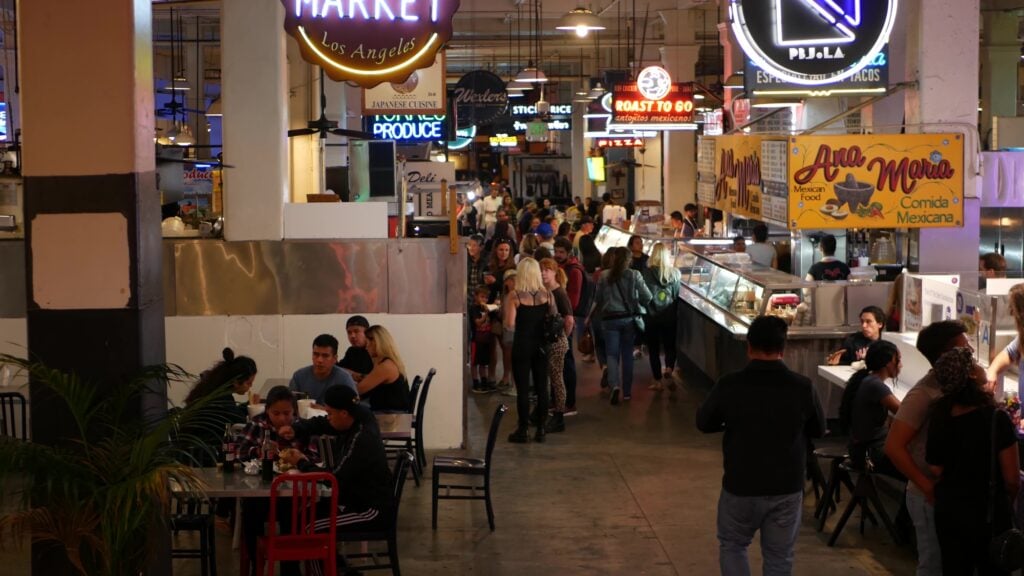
787,134,964,229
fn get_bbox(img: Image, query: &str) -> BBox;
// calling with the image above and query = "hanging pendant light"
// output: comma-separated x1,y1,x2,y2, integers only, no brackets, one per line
515,64,548,84
175,124,196,146
556,7,605,38
515,0,548,83
587,82,606,100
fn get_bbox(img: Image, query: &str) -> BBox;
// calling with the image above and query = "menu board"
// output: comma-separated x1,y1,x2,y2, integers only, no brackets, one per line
697,136,718,206
788,134,965,229
760,140,789,226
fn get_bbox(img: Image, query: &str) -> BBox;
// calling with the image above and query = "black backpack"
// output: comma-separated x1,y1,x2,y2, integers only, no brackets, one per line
567,261,595,317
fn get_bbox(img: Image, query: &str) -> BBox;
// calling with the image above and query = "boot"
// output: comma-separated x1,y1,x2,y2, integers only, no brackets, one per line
545,413,566,433
507,427,529,443
534,426,546,443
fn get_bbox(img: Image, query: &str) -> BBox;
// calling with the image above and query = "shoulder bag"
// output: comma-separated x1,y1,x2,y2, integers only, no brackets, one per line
614,273,645,333
541,290,564,344
988,407,1024,570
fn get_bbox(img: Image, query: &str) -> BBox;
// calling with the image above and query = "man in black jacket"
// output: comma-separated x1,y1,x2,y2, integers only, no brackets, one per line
279,385,392,576
697,316,825,575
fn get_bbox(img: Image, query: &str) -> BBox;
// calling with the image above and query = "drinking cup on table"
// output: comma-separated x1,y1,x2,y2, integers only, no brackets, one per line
249,391,261,405
297,399,314,419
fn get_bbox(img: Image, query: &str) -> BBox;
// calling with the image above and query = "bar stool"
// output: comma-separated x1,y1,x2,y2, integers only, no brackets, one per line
827,461,903,547
813,442,855,532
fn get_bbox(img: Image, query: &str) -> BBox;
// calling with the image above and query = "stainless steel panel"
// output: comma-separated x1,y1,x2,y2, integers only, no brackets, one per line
813,284,846,327
0,241,25,318
846,282,892,325
172,240,389,316
387,240,445,314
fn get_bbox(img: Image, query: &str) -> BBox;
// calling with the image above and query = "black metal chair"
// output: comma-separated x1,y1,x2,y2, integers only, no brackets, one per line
385,369,434,487
0,392,27,440
406,375,422,415
432,403,507,531
337,450,414,575
827,460,903,547
813,441,856,532
169,496,217,576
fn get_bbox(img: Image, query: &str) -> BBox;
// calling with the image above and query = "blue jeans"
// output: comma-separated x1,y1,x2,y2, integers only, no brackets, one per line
717,489,802,576
601,317,635,397
906,489,943,576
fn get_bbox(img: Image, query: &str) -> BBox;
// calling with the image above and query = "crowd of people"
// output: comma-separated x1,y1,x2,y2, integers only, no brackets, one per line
464,193,689,442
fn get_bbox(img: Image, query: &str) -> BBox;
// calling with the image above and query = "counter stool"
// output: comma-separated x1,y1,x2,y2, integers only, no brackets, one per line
827,461,903,547
813,443,855,532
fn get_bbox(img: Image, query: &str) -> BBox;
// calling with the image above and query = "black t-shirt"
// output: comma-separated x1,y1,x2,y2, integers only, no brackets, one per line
927,403,1017,503
840,332,878,364
808,260,851,281
337,346,374,377
850,375,894,449
630,253,649,272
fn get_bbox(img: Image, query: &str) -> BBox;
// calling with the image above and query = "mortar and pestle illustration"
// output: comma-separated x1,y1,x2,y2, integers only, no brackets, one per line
833,173,875,211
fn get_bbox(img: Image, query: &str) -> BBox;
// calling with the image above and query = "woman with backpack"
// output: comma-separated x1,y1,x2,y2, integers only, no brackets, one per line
642,243,682,391
590,247,652,405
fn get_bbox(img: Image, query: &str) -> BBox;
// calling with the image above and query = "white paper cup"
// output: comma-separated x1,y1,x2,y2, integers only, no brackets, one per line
297,399,314,419
247,403,265,419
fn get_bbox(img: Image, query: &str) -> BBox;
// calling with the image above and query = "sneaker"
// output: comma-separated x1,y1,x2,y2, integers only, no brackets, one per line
480,381,497,394
564,406,579,416
632,348,643,360
501,386,518,397
610,389,620,405
471,382,491,394
600,367,609,389
623,395,632,401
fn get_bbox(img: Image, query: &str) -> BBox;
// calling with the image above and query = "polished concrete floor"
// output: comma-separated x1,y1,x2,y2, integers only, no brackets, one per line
2,353,917,575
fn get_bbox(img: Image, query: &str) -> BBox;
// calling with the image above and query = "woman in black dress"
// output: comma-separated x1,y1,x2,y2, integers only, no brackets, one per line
504,257,555,443
357,325,411,413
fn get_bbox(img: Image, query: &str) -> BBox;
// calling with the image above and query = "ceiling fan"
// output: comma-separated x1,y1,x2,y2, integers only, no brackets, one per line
288,68,374,140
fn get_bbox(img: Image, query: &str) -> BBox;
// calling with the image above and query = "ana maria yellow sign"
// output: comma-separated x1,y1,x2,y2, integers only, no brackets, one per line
788,134,964,229
714,134,764,220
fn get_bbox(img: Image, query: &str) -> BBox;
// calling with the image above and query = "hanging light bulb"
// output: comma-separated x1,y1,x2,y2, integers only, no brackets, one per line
175,124,195,146
556,7,606,38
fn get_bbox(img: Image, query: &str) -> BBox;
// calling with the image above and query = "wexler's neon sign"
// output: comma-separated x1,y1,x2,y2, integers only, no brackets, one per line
281,0,459,88
728,0,897,86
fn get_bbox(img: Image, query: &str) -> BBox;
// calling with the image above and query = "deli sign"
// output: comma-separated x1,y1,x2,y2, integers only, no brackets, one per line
281,0,460,88
787,134,963,229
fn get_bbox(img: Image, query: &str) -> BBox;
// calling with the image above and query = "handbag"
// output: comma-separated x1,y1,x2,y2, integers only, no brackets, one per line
577,330,595,355
614,273,645,333
987,408,1024,570
541,290,564,344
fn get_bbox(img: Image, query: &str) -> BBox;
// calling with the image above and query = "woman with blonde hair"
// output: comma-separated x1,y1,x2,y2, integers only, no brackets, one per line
504,257,556,442
642,242,682,391
540,258,574,433
986,282,1024,395
517,233,540,264
356,325,411,412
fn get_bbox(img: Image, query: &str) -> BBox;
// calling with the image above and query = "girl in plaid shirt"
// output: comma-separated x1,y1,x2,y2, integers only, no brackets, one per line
236,386,319,463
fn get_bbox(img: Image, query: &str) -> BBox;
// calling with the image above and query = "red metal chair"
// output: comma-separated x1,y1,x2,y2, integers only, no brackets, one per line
255,472,339,576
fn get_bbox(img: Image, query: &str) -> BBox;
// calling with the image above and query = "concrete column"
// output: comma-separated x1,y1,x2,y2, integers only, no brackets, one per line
903,0,981,273
572,102,586,201
981,11,1020,147
20,0,167,573
717,22,744,127
659,8,700,212
862,4,909,133
222,0,288,239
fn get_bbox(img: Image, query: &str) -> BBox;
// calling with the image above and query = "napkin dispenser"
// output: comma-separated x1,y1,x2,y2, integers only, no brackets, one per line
0,214,15,231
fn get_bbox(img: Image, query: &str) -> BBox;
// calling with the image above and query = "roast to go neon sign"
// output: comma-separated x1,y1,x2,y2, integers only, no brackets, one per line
281,0,459,88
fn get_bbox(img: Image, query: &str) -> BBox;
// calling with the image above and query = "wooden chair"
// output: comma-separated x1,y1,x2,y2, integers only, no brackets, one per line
337,451,414,575
256,472,339,576
432,404,508,531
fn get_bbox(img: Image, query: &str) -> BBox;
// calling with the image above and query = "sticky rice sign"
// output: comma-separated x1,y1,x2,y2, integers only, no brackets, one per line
788,134,964,229
281,0,459,88
714,134,764,220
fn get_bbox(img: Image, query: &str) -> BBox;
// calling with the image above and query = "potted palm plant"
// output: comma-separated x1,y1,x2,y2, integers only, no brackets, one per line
0,354,227,576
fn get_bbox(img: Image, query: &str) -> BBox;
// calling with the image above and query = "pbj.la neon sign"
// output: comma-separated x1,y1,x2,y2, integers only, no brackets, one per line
281,0,459,88
728,0,897,86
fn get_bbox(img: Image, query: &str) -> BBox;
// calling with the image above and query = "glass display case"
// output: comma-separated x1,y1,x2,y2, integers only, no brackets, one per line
677,249,818,334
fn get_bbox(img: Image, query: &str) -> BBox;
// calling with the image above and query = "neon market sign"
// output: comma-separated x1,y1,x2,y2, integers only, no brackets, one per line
728,0,897,86
281,0,460,87
367,114,445,141
511,104,573,117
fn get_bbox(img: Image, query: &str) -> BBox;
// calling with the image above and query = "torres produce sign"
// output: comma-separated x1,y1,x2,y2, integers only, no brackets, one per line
281,0,460,88
728,0,897,86
714,134,766,220
787,134,964,229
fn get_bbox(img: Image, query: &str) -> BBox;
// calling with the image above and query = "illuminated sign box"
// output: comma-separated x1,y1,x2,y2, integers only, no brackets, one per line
610,82,696,130
489,135,518,147
596,137,644,149
510,103,573,118
745,46,889,97
280,0,460,88
366,114,446,142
